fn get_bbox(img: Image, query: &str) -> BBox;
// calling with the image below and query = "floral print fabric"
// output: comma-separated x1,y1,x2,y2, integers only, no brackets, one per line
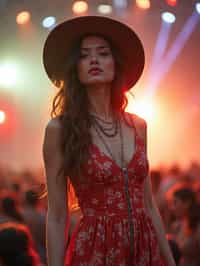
65,118,166,266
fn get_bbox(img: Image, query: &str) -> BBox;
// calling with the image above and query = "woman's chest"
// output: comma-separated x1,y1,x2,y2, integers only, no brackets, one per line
81,128,149,186
90,120,136,168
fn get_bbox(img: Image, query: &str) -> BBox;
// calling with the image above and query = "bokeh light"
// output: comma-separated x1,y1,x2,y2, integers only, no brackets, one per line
42,16,56,28
0,110,6,124
0,63,18,87
136,0,151,10
72,1,88,14
16,11,31,25
166,0,178,7
162,12,176,23
196,3,200,14
97,4,113,14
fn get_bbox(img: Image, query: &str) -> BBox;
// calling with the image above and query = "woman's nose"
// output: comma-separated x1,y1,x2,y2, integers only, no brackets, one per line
90,54,98,63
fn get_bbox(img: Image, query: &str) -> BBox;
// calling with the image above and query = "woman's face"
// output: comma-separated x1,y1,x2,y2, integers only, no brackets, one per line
77,35,115,87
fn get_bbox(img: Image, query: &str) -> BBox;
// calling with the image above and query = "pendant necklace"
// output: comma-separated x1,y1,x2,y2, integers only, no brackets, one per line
92,116,135,261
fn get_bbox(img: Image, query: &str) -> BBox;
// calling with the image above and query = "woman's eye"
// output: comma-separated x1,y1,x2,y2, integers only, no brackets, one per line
79,52,110,59
79,54,88,59
100,52,110,56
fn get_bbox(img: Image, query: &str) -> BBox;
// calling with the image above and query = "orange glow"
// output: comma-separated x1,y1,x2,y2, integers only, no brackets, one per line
72,1,88,14
166,0,177,7
0,110,6,124
0,100,18,140
136,0,151,10
16,11,31,25
126,95,156,122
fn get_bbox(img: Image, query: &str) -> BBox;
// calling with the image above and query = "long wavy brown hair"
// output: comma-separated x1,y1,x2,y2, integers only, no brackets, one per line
51,34,128,186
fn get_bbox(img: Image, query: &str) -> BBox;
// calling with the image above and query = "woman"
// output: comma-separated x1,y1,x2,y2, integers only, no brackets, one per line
42,16,176,266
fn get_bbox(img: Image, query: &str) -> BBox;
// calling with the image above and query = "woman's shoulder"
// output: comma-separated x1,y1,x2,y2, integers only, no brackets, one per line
46,116,62,131
123,112,147,143
124,111,147,129
43,117,63,150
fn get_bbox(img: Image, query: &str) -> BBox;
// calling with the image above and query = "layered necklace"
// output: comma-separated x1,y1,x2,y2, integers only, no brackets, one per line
90,111,135,261
90,112,125,169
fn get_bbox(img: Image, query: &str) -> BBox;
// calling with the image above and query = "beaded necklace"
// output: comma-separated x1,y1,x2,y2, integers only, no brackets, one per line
92,116,124,168
90,113,119,138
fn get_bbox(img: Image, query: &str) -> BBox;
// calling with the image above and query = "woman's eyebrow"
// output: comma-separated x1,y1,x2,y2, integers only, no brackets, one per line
81,46,110,51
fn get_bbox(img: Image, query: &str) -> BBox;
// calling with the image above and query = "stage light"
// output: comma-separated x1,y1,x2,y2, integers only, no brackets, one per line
196,3,200,14
16,11,31,25
0,63,18,87
146,20,172,97
97,4,113,14
113,0,128,9
126,97,155,122
72,1,88,14
42,16,56,28
166,0,177,7
0,110,6,124
136,0,151,10
162,12,176,23
146,11,199,98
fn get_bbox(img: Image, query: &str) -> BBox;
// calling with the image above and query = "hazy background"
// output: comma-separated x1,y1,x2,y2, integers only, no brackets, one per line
0,0,199,172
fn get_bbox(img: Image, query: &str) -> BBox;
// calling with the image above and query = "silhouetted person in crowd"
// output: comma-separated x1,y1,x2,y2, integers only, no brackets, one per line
0,191,24,223
0,222,42,266
22,190,46,264
171,187,200,266
10,182,23,204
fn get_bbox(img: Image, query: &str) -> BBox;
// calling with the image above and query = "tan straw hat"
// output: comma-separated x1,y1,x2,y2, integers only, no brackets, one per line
43,15,145,91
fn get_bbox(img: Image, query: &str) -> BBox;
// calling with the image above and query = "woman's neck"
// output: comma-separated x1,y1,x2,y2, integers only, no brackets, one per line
87,84,113,120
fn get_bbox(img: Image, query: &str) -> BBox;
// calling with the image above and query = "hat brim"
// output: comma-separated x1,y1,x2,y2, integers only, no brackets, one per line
43,15,145,91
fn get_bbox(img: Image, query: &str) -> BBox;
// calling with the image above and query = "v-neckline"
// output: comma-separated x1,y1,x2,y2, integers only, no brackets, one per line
91,126,138,172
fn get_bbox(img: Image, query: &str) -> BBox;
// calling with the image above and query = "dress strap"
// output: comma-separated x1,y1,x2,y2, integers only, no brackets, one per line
125,112,146,147
126,112,139,138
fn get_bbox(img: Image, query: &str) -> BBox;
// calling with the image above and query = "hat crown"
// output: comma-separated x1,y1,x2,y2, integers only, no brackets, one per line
43,15,145,90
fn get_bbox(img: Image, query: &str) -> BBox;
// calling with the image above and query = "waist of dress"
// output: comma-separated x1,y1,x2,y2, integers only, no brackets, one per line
80,206,146,218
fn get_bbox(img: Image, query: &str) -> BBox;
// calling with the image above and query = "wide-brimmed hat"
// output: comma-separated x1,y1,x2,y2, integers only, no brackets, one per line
43,15,145,91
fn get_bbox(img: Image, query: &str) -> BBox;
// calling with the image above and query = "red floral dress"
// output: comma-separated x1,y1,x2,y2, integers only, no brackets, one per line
65,119,166,266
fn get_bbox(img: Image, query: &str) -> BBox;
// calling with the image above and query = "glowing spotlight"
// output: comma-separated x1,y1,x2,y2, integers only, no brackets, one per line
126,97,155,122
147,10,199,97
0,111,6,124
196,3,200,14
162,12,176,23
16,11,31,25
166,0,177,7
133,101,155,121
136,0,151,10
72,1,88,14
42,16,56,28
0,63,18,87
97,4,113,14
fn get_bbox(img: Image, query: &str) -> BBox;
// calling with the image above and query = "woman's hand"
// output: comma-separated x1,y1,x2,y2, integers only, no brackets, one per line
166,256,177,266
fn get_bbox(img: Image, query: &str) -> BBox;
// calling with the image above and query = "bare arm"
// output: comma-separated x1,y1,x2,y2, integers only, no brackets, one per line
135,116,176,266
144,176,176,266
43,118,69,266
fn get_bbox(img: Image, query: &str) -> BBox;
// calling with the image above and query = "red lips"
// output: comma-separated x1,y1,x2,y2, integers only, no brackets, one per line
88,67,102,73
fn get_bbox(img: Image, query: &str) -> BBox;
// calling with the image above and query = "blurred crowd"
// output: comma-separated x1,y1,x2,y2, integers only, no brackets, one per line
0,161,199,266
